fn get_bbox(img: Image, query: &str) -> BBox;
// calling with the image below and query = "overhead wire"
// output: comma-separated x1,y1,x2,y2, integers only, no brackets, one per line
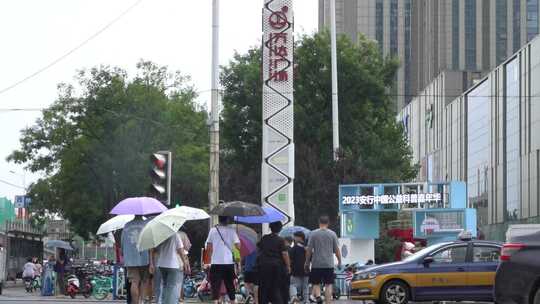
0,179,24,189
0,0,144,96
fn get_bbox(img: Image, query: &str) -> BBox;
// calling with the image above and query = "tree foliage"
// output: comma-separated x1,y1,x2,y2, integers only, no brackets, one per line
220,31,417,230
8,61,209,238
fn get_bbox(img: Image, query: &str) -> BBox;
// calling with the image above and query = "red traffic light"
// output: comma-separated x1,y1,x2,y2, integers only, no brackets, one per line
151,153,167,168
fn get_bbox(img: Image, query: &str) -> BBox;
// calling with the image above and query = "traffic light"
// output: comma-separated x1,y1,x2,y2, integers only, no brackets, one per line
149,151,172,205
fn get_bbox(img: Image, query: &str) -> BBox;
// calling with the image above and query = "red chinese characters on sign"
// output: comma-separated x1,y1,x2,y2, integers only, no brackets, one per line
267,6,290,82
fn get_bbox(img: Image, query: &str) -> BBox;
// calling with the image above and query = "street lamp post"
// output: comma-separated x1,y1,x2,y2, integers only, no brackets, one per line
329,0,340,160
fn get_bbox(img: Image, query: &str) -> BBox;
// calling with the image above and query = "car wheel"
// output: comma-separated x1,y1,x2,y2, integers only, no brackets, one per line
533,288,540,304
380,281,410,304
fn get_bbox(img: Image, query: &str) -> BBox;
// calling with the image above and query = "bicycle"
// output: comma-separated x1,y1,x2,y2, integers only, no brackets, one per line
90,274,113,300
183,275,198,298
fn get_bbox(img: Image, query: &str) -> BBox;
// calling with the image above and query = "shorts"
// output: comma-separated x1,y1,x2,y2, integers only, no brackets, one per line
244,271,258,285
309,268,335,285
126,266,149,283
210,264,236,301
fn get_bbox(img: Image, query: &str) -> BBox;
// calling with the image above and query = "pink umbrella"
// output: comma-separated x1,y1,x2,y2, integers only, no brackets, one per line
238,235,256,257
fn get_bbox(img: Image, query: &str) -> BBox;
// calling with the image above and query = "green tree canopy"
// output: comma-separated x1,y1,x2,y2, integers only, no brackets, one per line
220,31,417,229
8,61,209,238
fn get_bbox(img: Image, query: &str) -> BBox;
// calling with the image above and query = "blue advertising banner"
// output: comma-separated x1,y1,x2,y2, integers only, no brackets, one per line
14,195,31,208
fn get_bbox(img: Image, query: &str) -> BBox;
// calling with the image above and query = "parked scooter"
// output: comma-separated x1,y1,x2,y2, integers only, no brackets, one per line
66,274,80,298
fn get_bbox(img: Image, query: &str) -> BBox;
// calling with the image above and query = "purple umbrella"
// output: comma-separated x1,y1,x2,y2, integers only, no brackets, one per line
110,197,167,215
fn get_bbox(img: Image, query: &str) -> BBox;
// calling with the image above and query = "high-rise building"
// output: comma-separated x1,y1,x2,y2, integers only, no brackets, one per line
319,0,413,110
318,0,540,111
398,35,540,240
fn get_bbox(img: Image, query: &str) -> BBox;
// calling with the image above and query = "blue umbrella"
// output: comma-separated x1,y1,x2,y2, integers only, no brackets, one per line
235,206,286,224
45,240,73,250
279,226,311,239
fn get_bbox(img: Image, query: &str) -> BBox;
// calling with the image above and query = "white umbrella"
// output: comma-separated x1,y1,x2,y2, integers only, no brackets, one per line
175,205,210,220
96,215,135,235
137,209,187,251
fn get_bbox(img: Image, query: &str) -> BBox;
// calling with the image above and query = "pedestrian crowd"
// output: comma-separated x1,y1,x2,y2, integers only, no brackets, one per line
119,214,341,304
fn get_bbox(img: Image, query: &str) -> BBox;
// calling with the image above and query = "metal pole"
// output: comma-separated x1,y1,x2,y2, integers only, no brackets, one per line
167,151,172,206
330,0,340,160
209,0,220,223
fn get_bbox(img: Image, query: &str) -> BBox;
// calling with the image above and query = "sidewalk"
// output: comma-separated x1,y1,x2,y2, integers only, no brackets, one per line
0,283,122,303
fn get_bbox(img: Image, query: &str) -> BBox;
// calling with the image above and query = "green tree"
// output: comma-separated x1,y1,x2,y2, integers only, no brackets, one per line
8,61,209,238
220,31,417,230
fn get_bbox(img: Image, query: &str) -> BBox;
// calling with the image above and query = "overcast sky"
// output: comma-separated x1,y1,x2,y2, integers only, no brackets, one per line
0,0,318,201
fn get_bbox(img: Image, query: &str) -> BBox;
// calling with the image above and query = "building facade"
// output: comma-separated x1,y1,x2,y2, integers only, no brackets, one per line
319,0,413,110
398,36,540,240
319,0,540,111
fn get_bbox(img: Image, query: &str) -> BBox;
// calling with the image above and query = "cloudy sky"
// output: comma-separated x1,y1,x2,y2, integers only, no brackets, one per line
0,0,318,201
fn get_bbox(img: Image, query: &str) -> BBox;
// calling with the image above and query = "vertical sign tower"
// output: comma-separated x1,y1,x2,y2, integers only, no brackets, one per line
262,0,294,224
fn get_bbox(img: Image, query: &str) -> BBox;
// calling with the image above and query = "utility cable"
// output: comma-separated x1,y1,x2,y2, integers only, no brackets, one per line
0,0,144,96
0,179,24,189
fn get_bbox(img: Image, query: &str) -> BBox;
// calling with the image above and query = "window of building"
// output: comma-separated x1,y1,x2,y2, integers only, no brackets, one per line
390,0,398,55
376,0,384,54
505,58,521,221
514,0,522,52
404,0,412,104
497,0,508,64
465,0,477,70
467,80,491,226
527,0,539,41
452,0,460,70
432,246,468,264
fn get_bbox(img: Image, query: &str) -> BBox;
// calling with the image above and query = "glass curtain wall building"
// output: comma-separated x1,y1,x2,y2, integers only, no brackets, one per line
319,0,540,111
398,36,540,240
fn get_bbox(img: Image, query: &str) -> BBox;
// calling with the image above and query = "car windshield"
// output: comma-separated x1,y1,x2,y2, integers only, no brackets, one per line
402,242,451,262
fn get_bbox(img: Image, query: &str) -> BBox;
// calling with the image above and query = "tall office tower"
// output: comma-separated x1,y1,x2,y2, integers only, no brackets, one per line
319,0,540,111
413,0,540,99
319,0,413,111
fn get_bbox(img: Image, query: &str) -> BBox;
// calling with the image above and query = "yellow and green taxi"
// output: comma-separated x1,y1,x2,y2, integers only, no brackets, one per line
350,240,502,304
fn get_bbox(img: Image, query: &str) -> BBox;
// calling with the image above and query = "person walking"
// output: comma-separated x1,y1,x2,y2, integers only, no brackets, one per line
243,245,259,304
149,232,190,304
121,215,150,304
305,216,342,304
204,216,240,304
54,249,68,295
257,221,291,304
289,231,309,303
177,229,191,304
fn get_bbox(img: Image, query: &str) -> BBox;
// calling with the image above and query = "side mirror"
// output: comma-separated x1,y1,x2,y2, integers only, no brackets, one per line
423,256,434,266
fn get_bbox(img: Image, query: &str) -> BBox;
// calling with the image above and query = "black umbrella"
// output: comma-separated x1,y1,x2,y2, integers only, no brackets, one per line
210,201,265,217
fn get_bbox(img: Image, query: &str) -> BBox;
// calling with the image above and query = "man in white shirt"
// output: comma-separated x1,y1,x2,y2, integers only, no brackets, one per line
22,257,36,279
150,233,190,304
205,216,240,304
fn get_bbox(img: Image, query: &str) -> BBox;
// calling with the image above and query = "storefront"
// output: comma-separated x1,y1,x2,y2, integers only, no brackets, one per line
338,181,477,264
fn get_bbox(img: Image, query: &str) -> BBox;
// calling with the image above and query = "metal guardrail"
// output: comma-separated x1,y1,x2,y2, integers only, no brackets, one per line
3,220,43,235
